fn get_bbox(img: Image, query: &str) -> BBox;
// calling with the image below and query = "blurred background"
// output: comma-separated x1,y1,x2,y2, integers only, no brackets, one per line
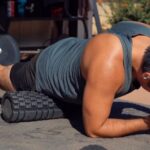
0,0,149,50
0,0,150,104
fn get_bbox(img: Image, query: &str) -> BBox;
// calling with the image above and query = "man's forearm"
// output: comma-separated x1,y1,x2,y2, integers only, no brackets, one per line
93,117,150,138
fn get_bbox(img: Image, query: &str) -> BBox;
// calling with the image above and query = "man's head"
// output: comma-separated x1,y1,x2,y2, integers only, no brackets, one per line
140,46,150,91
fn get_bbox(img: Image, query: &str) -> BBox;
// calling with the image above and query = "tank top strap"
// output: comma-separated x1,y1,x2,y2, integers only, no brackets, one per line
115,34,133,97
108,21,150,37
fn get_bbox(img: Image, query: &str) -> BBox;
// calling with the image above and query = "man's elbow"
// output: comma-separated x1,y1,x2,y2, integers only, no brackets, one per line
85,131,98,138
84,126,102,138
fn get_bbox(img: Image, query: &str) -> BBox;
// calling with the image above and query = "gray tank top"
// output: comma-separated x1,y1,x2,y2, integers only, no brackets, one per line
35,21,150,103
35,38,88,103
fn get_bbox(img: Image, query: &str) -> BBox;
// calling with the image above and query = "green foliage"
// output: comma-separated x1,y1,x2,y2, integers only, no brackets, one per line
109,0,150,24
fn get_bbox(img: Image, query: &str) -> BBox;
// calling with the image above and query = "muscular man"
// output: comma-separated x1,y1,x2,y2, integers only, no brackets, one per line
0,21,150,137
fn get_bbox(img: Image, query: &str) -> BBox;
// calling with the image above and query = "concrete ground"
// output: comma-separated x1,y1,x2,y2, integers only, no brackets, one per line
0,89,150,150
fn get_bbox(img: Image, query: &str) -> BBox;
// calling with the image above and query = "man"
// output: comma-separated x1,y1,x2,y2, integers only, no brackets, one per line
0,21,150,137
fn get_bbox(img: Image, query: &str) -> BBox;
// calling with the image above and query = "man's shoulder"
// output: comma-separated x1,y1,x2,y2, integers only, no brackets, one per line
87,33,123,59
81,33,124,79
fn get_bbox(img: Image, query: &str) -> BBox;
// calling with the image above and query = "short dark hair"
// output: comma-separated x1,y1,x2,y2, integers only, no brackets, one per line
142,46,150,72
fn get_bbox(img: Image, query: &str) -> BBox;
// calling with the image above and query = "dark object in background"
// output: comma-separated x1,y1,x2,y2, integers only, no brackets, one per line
0,34,20,65
0,0,9,33
15,0,43,17
43,0,64,17
16,0,27,17
24,0,43,17
15,0,65,18
7,0,15,17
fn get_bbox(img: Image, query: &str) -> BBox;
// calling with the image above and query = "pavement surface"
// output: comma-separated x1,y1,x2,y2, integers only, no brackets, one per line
0,90,150,150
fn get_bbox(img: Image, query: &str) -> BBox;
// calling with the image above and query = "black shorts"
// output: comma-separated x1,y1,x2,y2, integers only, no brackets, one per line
10,54,39,91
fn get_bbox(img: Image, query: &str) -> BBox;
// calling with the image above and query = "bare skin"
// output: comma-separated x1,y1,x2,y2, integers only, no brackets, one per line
0,23,150,138
81,33,150,137
0,65,14,91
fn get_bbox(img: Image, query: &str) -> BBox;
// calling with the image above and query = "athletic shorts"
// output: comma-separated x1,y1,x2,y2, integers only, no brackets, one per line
10,54,39,91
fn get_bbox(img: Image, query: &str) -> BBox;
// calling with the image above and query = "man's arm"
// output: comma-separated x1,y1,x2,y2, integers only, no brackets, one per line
83,85,150,138
81,34,150,138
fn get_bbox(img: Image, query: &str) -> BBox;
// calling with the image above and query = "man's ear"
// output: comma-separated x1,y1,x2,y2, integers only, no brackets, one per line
142,72,150,80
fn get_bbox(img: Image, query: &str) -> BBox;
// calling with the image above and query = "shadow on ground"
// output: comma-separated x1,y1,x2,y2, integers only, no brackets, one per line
80,145,107,150
54,99,150,135
0,96,149,136
0,97,150,150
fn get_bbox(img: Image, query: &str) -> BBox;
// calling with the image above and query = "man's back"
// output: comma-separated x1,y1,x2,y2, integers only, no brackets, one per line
35,37,88,103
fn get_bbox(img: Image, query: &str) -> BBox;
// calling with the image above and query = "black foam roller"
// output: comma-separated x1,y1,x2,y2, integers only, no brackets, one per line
1,91,64,123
